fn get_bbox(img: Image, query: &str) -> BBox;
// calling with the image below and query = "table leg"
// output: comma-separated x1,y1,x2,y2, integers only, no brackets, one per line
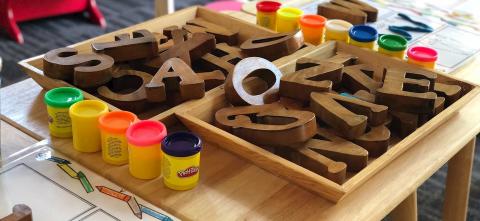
390,191,418,221
443,138,475,221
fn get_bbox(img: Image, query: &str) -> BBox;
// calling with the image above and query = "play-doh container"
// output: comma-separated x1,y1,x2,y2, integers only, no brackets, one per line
44,87,83,138
299,14,327,45
407,46,438,69
276,7,303,33
325,19,352,42
256,1,281,30
349,25,378,49
162,132,202,190
378,34,408,59
99,111,137,165
69,100,108,152
126,120,167,179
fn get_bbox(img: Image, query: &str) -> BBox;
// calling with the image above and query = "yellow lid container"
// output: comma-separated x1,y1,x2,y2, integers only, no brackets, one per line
276,7,303,33
69,100,109,153
325,19,352,42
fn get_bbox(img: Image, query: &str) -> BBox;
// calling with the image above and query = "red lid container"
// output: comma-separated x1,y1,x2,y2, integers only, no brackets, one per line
407,46,438,62
126,120,167,147
256,1,281,12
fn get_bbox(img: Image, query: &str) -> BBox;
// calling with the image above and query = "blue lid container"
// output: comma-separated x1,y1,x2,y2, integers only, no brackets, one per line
161,131,202,157
349,25,378,42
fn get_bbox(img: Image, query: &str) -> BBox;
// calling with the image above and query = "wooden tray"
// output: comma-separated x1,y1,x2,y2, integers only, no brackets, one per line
173,41,480,202
18,6,315,120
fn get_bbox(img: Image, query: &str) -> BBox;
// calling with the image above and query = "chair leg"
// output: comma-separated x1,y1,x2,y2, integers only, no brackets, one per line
0,0,23,43
86,0,106,28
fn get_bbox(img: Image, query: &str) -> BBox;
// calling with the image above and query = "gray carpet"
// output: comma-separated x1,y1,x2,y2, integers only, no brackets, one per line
0,1,478,220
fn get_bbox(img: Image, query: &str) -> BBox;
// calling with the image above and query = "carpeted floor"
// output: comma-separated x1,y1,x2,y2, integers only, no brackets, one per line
0,1,478,220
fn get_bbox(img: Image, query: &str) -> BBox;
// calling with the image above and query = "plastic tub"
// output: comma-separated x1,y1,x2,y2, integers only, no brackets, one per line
162,131,202,190
407,46,438,69
98,111,137,165
44,87,83,137
299,14,327,45
378,34,408,59
349,25,378,49
276,7,303,33
325,19,352,42
69,100,108,152
126,120,167,179
256,1,281,30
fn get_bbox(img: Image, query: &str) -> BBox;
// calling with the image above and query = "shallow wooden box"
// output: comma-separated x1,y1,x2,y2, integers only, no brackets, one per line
18,6,314,120
174,41,480,202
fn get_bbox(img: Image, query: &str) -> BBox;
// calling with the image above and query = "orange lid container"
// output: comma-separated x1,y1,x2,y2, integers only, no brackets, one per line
98,111,138,134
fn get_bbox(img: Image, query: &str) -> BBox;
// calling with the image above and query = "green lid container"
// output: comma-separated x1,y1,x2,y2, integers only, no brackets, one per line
378,34,407,51
44,87,84,108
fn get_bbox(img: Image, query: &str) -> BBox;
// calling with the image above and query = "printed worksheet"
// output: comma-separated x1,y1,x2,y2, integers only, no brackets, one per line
0,146,179,221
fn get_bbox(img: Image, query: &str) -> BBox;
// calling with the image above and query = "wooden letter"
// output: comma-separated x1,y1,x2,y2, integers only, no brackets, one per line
310,92,388,139
225,57,282,106
184,18,238,45
97,69,152,112
285,146,347,184
240,32,304,61
215,103,317,146
142,33,216,72
92,29,158,62
0,204,32,221
280,61,343,101
342,64,381,93
43,47,114,88
353,125,390,157
317,0,378,24
197,70,226,90
376,69,437,113
196,43,243,75
434,82,462,106
389,111,418,138
145,58,205,103
304,128,368,172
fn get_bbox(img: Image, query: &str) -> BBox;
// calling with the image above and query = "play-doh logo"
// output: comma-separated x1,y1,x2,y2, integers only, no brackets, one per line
177,166,199,178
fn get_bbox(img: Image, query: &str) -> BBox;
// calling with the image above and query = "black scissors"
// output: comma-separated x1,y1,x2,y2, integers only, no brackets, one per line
388,13,434,41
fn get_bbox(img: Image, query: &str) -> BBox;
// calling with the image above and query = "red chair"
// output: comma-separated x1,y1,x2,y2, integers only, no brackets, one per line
0,0,106,43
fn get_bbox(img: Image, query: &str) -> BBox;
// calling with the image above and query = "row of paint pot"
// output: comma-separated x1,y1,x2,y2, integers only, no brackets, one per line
44,87,201,190
255,1,438,69
340,24,438,69
256,1,326,44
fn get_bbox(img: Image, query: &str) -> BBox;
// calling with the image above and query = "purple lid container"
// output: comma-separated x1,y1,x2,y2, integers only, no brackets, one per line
161,131,202,157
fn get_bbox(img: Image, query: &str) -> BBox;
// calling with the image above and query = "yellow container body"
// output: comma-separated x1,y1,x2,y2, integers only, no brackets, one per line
257,11,276,30
129,143,162,179
349,39,375,49
71,109,107,153
276,18,299,33
301,25,325,45
378,47,406,59
101,131,129,165
407,58,436,69
47,106,72,138
162,152,200,190
325,29,349,43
